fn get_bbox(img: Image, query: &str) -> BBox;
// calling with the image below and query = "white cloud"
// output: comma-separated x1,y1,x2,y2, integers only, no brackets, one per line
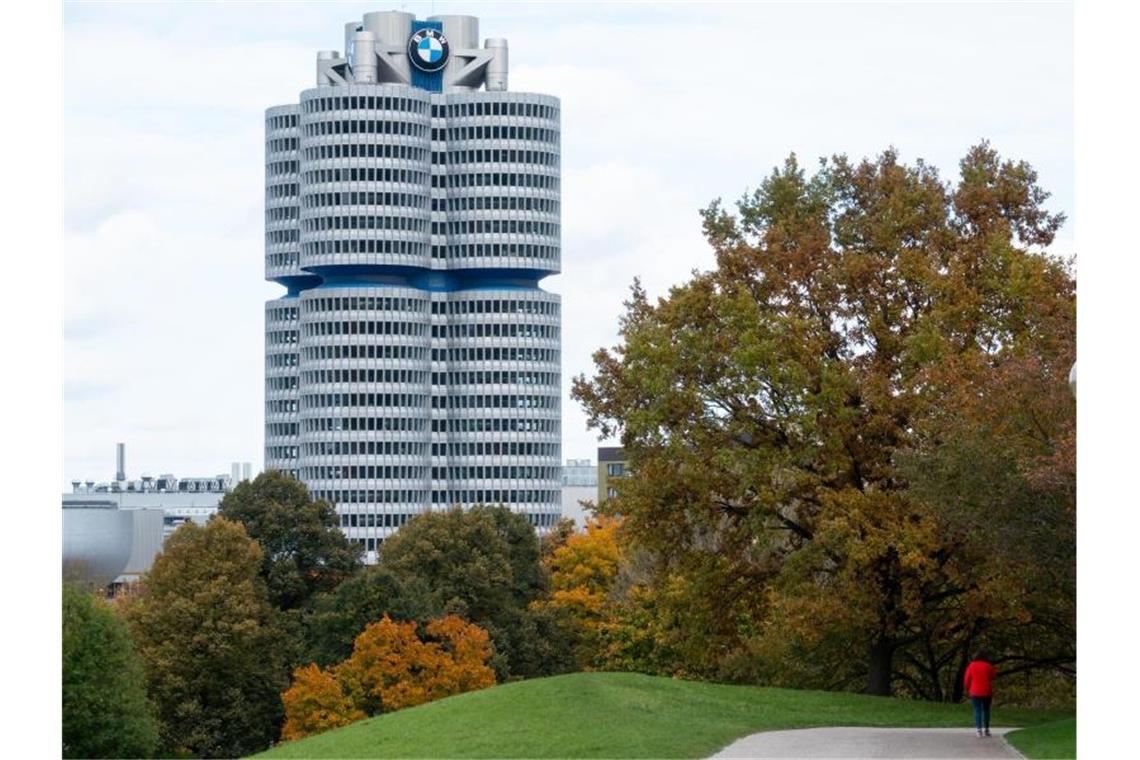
555,159,714,457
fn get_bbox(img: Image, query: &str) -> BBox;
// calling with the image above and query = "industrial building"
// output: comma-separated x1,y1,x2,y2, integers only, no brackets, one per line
64,443,254,539
62,444,255,585
264,10,562,560
63,506,164,588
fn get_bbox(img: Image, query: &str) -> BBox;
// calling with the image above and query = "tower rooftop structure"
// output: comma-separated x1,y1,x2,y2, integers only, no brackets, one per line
264,10,562,561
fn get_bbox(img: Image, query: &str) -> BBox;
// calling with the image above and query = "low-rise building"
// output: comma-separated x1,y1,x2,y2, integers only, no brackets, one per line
597,446,628,505
560,458,597,529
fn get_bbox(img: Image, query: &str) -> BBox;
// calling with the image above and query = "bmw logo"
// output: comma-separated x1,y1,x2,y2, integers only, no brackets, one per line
408,28,449,73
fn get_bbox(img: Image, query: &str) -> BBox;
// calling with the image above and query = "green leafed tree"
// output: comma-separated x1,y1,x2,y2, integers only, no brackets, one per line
123,518,291,757
218,470,361,611
572,143,1074,697
377,505,575,679
62,583,158,759
303,565,436,667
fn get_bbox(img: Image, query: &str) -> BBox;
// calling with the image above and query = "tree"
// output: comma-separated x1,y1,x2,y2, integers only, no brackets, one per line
540,517,578,559
337,615,495,714
123,518,292,757
62,583,158,759
281,615,496,741
892,347,1075,701
378,505,574,679
534,516,624,668
572,143,1074,696
218,470,361,611
303,565,435,667
280,664,365,742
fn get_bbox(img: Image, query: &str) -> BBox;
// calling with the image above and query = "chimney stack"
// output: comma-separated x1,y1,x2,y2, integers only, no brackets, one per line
115,443,126,481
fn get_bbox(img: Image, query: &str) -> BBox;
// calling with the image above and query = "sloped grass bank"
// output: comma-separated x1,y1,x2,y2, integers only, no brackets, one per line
1006,717,1077,759
257,672,1071,759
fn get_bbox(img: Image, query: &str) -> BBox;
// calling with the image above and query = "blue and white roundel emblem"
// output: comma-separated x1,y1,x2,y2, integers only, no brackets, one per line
408,28,449,72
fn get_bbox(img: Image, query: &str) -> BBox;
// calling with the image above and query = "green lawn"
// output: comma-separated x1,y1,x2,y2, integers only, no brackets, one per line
256,672,1071,758
1006,717,1076,759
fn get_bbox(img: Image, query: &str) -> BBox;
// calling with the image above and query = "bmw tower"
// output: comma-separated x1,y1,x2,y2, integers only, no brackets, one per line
264,10,561,560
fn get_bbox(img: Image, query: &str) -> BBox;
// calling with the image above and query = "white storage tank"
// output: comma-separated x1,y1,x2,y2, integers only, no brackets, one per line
63,507,133,586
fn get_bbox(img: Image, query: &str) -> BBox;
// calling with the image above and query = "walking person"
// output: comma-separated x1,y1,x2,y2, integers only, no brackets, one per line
963,652,998,737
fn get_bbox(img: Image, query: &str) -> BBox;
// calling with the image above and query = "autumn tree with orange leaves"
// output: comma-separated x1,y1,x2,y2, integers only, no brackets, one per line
281,615,496,741
280,664,365,742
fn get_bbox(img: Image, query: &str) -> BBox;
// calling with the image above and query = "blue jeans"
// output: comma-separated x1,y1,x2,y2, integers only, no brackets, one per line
971,696,992,730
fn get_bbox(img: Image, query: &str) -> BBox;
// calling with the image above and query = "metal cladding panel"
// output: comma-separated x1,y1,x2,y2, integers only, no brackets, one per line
429,15,479,49
485,38,508,91
265,295,301,478
353,31,378,83
434,91,561,275
295,284,433,558
363,10,415,47
124,509,165,575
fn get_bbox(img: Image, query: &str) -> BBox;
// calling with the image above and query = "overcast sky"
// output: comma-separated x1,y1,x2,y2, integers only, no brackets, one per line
62,0,1073,486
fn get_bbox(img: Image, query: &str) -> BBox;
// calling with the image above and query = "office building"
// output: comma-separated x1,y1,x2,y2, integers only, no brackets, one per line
597,446,628,504
264,10,562,559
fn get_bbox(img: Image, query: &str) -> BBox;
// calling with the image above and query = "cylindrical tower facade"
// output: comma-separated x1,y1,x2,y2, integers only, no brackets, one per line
436,288,562,528
429,90,562,528
265,11,561,560
438,91,561,272
264,104,308,478
298,85,433,273
265,105,302,280
264,297,301,479
297,286,432,552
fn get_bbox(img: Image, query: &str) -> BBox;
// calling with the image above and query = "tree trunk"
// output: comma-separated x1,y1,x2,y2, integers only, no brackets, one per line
866,636,894,696
951,646,971,703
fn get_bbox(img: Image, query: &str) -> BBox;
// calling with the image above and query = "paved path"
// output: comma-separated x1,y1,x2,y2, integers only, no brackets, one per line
710,727,1023,759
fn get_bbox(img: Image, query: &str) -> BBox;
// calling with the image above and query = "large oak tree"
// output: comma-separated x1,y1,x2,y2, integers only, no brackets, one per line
572,143,1074,697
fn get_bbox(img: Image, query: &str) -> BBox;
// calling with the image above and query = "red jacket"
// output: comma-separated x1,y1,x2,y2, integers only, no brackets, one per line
963,660,997,697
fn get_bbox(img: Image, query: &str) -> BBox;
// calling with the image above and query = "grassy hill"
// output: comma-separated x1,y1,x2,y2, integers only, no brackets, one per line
257,672,1071,758
1007,717,1077,759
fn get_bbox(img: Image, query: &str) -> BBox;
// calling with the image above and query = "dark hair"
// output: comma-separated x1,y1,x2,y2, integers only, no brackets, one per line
973,651,991,663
